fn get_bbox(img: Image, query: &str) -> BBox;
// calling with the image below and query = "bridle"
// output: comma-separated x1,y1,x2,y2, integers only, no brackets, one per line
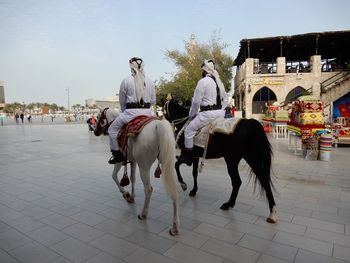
163,100,190,146
163,101,189,128
95,107,112,135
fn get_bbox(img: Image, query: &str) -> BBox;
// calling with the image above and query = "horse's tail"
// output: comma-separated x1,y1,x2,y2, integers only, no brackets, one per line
156,119,178,201
246,119,274,193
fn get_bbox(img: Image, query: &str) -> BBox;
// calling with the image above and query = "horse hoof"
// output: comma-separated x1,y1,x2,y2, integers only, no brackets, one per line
266,206,277,224
220,203,233,210
169,228,179,236
266,217,277,224
189,190,196,197
180,183,187,191
138,214,146,220
122,192,134,203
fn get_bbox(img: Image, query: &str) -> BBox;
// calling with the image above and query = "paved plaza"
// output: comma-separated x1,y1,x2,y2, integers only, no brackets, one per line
0,122,350,263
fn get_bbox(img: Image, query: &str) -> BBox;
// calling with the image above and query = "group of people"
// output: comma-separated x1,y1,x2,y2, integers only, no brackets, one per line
14,113,31,124
107,57,230,166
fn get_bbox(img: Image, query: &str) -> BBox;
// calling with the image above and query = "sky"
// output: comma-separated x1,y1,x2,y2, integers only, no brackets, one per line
1,0,350,107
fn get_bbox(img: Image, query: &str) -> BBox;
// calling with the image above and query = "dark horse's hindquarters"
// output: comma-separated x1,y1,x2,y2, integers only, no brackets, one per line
164,100,277,223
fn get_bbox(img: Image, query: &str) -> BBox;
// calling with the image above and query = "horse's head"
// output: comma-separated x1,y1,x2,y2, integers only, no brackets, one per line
94,108,110,136
163,99,190,130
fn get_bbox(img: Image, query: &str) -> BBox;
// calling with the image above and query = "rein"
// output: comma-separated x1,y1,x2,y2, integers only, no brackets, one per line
175,119,190,145
164,101,189,128
173,116,189,126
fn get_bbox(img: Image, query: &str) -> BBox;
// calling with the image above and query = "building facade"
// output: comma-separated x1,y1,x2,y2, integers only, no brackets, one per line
85,95,120,110
233,31,350,120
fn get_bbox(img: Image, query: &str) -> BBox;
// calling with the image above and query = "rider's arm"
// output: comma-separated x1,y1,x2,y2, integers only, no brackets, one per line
119,79,127,112
189,79,204,118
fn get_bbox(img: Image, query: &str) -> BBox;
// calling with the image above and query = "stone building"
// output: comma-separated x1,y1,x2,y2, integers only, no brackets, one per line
233,30,350,120
85,95,120,110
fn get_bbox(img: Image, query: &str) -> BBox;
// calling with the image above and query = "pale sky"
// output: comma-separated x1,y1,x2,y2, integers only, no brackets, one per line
1,0,350,107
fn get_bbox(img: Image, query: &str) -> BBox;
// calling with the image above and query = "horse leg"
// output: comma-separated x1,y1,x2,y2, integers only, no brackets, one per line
137,168,152,220
262,179,277,223
170,198,179,236
123,162,136,203
246,158,277,223
221,156,241,210
111,163,124,193
175,160,187,191
189,158,199,196
112,162,134,203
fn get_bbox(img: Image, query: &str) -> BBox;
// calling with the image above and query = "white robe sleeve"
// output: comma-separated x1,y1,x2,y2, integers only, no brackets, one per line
189,80,203,118
119,79,127,112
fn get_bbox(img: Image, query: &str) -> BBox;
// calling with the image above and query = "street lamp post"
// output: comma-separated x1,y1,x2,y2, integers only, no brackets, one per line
66,88,70,114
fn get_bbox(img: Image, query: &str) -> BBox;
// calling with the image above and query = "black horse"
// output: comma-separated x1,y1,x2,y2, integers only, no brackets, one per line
163,100,278,223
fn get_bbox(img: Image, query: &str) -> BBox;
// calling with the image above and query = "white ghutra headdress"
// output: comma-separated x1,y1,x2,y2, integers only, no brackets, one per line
201,59,226,103
129,57,145,103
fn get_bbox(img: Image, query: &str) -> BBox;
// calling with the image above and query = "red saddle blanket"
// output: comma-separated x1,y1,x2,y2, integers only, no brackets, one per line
118,115,157,150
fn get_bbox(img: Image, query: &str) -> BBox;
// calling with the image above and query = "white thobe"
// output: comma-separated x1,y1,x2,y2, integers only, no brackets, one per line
185,74,228,148
108,75,156,151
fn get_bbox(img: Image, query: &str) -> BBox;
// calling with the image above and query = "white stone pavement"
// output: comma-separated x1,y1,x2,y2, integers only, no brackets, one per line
0,123,349,263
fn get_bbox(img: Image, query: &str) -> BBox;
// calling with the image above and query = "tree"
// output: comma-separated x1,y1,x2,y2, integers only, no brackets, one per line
157,32,234,106
72,104,82,111
49,103,58,113
26,103,35,113
4,103,15,113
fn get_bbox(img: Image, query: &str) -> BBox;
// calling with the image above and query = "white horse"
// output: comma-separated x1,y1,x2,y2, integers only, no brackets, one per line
94,108,179,235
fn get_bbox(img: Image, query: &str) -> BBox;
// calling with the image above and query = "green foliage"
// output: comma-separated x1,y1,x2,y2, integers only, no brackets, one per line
157,32,234,106
3,102,65,113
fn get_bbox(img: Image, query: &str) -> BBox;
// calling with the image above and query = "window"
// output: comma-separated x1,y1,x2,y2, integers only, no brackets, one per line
285,86,306,102
252,87,277,114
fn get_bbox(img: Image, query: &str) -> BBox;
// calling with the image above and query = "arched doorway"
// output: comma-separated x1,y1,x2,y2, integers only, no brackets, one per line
285,86,306,102
252,87,277,114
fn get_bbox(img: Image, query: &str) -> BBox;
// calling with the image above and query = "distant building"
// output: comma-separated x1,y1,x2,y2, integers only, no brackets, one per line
233,30,350,120
85,95,120,110
0,81,5,112
42,106,49,114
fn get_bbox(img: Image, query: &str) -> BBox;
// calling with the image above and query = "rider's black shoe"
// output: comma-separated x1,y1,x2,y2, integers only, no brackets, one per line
108,150,124,164
177,148,193,166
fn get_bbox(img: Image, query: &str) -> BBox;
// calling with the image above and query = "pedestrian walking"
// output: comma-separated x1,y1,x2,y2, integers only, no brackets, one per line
0,114,4,126
15,113,19,124
27,114,32,123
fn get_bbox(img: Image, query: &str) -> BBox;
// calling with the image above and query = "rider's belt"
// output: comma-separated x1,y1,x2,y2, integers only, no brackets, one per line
200,104,221,111
126,102,151,109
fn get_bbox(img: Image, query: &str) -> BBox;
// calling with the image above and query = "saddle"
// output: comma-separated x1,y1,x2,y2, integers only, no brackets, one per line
193,117,241,148
118,115,157,151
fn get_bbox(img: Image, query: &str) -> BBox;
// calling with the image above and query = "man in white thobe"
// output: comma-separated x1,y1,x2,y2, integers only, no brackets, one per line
107,57,156,164
178,59,228,165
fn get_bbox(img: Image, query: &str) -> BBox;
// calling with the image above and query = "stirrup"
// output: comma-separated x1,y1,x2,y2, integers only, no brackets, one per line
108,154,124,164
